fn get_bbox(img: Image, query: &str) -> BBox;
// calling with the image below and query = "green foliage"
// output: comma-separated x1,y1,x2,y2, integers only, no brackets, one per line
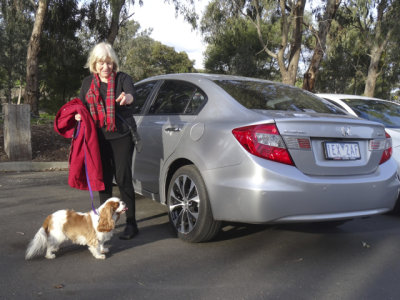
315,16,370,94
31,112,55,125
0,0,33,102
123,36,161,81
315,2,400,97
124,37,195,81
373,39,400,99
151,42,195,74
79,0,140,47
80,0,109,45
115,20,195,82
39,0,87,114
201,0,280,80
113,19,142,67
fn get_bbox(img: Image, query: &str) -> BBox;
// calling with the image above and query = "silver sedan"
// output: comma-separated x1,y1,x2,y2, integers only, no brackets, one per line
131,74,400,242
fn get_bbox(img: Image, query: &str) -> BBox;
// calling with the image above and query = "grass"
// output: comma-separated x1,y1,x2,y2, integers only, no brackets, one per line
32,112,55,125
0,112,55,126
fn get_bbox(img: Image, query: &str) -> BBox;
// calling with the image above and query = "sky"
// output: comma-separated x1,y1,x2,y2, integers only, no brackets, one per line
132,0,211,69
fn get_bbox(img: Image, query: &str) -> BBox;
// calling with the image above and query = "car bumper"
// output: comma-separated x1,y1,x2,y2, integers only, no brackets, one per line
203,157,400,223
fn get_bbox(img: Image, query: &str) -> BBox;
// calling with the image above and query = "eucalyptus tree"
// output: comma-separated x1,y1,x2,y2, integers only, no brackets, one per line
200,0,278,79
107,0,134,44
318,0,400,97
25,0,49,116
113,18,142,67
346,0,400,97
199,0,307,85
228,0,307,85
315,8,372,95
113,20,194,81
151,41,195,74
39,0,87,113
123,35,160,80
81,0,198,46
113,19,158,79
80,0,137,45
315,43,368,94
302,0,342,91
381,39,400,99
227,0,343,89
0,0,32,103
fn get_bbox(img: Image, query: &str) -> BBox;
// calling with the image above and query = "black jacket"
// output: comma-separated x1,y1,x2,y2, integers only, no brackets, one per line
79,72,136,140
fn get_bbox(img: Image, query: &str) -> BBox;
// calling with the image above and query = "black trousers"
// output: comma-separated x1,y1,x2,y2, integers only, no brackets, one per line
98,133,136,225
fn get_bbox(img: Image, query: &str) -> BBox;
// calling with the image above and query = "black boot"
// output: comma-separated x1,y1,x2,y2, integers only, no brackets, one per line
120,223,139,240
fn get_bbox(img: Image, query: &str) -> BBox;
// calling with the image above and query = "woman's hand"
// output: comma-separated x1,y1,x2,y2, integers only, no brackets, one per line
75,114,81,121
116,92,133,106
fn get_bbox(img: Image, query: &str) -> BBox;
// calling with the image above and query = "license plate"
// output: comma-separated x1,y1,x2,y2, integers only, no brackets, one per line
324,142,361,160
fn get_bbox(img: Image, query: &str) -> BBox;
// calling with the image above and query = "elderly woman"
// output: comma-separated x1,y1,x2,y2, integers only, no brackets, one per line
75,42,138,240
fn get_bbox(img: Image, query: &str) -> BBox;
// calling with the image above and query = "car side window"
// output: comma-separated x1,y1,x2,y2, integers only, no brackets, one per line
148,80,207,115
132,81,157,114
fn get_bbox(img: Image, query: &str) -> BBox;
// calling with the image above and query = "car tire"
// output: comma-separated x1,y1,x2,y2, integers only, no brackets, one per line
167,165,221,242
389,195,400,214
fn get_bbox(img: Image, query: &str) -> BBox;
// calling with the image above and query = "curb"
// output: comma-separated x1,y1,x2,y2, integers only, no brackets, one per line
0,161,68,172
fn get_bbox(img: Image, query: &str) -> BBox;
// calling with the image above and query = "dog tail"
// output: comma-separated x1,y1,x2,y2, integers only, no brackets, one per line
25,227,47,260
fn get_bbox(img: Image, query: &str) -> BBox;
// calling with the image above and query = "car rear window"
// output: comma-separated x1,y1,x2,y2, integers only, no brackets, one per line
214,80,346,114
342,98,400,128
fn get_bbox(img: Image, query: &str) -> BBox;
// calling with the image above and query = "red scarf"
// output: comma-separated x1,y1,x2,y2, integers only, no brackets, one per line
85,72,116,132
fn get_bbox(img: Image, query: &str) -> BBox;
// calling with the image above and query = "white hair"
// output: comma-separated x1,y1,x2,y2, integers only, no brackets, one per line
85,42,120,73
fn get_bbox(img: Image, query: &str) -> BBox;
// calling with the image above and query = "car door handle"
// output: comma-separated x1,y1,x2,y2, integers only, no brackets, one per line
165,127,182,132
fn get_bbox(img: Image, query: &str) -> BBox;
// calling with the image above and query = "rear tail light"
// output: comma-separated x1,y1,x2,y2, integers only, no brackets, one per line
232,123,294,165
369,131,392,164
380,132,392,164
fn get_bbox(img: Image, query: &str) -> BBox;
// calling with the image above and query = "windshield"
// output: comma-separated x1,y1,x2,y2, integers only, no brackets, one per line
343,98,400,128
214,80,346,114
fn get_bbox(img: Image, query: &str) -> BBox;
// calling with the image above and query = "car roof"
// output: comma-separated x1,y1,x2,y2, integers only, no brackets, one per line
136,73,287,86
138,73,263,81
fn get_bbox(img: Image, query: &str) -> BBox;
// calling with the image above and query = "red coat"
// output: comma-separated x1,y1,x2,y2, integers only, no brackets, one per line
54,98,105,191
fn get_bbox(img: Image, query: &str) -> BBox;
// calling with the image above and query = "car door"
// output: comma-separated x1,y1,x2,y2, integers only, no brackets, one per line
133,80,207,194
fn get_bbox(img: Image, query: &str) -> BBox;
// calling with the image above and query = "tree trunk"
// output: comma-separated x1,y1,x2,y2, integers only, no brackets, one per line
285,0,306,86
107,0,126,45
363,26,392,97
362,0,394,97
250,0,305,85
302,0,341,91
24,0,48,116
364,44,383,97
275,0,306,85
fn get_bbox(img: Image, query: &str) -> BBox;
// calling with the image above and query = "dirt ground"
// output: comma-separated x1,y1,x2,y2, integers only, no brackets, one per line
0,122,70,162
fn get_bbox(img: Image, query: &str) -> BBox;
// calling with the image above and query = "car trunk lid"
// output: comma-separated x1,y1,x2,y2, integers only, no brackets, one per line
271,114,387,176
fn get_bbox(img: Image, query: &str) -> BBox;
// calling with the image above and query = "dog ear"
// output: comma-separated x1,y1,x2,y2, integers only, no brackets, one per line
97,203,115,232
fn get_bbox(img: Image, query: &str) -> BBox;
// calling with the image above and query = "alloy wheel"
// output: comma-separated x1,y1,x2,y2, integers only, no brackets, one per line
168,174,200,234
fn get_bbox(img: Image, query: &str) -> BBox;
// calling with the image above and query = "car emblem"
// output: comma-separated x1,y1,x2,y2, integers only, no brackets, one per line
341,126,351,136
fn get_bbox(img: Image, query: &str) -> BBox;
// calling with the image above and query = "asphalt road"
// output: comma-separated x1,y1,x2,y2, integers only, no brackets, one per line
1,170,400,299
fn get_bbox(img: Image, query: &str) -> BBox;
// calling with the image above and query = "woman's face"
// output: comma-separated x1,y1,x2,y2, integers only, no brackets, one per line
95,58,113,82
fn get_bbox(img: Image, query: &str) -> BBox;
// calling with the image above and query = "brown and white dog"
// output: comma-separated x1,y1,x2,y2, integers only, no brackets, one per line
25,197,127,260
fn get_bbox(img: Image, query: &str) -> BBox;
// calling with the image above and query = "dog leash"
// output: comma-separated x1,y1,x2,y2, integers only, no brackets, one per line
74,121,99,215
